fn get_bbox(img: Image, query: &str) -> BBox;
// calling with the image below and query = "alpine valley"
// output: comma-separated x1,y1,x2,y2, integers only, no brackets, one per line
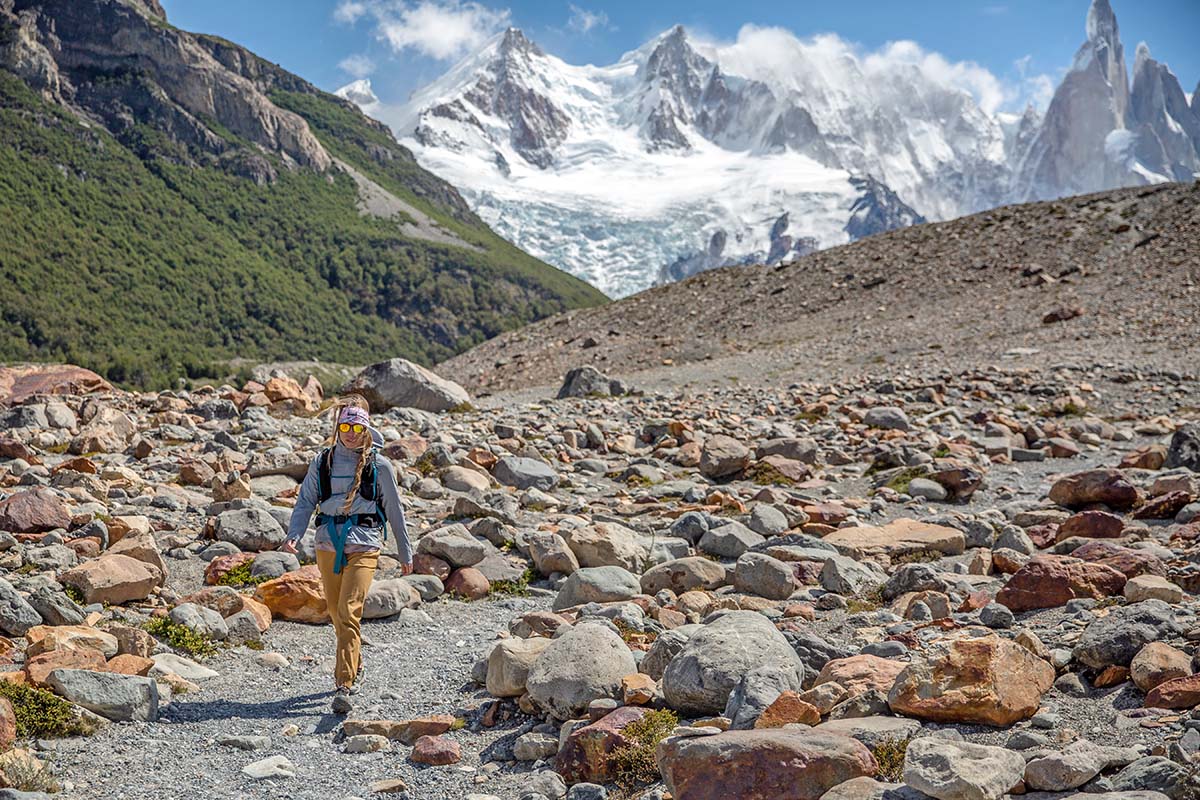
341,0,1200,296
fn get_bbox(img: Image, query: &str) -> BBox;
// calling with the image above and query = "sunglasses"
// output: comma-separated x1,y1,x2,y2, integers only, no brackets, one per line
338,423,366,433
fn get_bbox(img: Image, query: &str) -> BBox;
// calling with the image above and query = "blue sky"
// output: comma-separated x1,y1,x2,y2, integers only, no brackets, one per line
160,0,1199,113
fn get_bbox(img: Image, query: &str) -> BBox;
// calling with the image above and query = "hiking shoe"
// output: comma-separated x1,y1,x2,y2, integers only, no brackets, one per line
332,690,353,715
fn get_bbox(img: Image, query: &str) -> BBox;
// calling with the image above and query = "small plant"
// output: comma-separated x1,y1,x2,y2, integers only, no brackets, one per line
931,444,952,458
793,410,824,424
488,567,535,598
745,461,796,487
143,616,218,658
846,585,885,615
625,474,654,488
0,681,93,739
413,452,438,477
449,716,467,731
881,467,928,495
215,561,270,588
612,618,658,648
446,402,477,414
872,737,910,783
0,750,59,793
62,585,86,606
244,639,265,651
608,709,679,791
891,549,942,565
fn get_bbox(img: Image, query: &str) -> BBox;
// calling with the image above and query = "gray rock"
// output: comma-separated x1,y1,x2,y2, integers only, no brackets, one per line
404,574,445,601
557,366,618,399
699,521,765,559
903,736,1025,800
820,554,886,595
979,603,1014,629
199,541,241,562
0,578,42,636
343,358,470,413
494,457,559,491
1111,757,1192,799
169,602,229,641
995,524,1036,555
747,505,789,536
218,734,272,750
526,623,635,720
47,669,159,722
363,579,421,619
783,630,854,678
565,784,608,800
724,666,803,729
864,407,909,431
242,755,296,779
250,551,299,579
640,626,701,681
908,478,948,501
662,611,805,716
669,512,709,544
514,731,559,760
1074,600,1183,669
224,611,263,646
700,435,750,479
1165,423,1200,471
26,586,85,626
553,566,641,611
734,553,796,600
1024,740,1108,791
416,524,487,567
214,508,286,552
815,716,922,750
526,771,567,799
882,563,952,601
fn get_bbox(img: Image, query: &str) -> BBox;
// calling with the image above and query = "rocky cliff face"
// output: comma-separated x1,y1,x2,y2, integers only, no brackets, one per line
844,176,927,241
2,0,331,173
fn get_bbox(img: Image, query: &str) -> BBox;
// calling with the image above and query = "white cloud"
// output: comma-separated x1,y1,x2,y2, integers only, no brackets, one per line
336,1,511,61
334,1,368,24
338,53,376,77
708,24,1048,117
567,4,609,34
1014,54,1055,110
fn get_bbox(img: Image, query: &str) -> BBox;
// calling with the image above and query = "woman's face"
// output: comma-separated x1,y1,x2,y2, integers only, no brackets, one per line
338,423,367,449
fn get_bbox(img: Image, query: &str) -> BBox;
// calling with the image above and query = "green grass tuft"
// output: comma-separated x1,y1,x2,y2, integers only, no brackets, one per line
215,561,271,587
143,616,218,658
608,709,679,791
872,737,911,783
0,681,94,739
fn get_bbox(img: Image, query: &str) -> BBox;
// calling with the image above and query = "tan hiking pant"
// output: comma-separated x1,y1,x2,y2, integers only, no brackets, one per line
316,549,379,688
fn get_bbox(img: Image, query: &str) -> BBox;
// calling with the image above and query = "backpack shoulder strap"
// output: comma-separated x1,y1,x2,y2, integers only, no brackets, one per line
317,447,332,504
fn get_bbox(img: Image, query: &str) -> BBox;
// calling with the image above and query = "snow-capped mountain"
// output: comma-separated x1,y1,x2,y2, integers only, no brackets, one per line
341,0,1199,297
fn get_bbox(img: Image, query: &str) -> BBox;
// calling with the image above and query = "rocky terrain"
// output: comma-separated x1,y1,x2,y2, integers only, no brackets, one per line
0,340,1197,800
437,180,1200,396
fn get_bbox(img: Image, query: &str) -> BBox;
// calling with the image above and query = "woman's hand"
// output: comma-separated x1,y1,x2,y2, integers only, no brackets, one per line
279,539,298,554
400,561,413,576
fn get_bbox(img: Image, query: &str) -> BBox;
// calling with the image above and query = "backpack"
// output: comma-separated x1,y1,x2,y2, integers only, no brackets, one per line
315,447,388,537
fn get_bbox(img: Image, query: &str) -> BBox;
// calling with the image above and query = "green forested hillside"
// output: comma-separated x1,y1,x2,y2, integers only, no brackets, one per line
0,24,605,389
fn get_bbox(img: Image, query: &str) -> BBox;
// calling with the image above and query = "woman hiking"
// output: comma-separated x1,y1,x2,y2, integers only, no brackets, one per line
280,394,413,706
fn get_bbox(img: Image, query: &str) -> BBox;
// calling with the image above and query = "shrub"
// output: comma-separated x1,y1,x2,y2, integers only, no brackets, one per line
608,709,678,791
143,616,218,658
846,584,886,615
872,737,911,783
488,567,535,598
0,749,59,793
215,561,270,587
0,681,93,739
62,585,86,606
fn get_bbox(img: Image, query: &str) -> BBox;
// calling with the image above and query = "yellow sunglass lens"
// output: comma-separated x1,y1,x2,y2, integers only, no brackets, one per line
338,423,365,433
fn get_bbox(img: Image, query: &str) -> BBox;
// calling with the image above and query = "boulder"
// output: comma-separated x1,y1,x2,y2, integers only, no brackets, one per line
59,555,161,605
493,456,559,491
663,611,805,716
0,579,42,636
557,366,620,399
526,623,636,719
553,566,641,611
46,669,158,722
822,519,965,559
1130,642,1192,693
416,525,486,567
903,737,1025,800
168,603,228,641
700,435,751,479
253,566,328,624
657,729,876,800
564,522,648,572
555,705,648,784
363,579,421,619
214,508,286,552
996,555,1126,612
1165,422,1200,471
0,488,71,534
1049,469,1138,509
734,553,797,600
527,532,580,576
699,522,765,560
640,557,726,595
1073,600,1182,669
815,656,906,700
888,635,1054,726
343,358,470,413
486,637,552,697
